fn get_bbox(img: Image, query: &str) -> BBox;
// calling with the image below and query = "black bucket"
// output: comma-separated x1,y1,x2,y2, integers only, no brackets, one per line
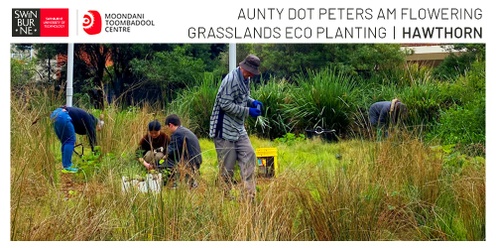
305,126,338,142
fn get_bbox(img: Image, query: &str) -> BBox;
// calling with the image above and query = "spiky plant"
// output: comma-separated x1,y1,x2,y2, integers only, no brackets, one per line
248,78,294,139
284,66,359,136
168,72,219,138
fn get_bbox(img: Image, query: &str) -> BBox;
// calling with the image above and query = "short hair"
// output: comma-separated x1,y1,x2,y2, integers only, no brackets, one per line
165,114,181,127
148,120,161,131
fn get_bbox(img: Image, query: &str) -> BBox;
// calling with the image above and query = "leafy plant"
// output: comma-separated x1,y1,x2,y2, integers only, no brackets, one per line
274,132,306,145
427,97,485,152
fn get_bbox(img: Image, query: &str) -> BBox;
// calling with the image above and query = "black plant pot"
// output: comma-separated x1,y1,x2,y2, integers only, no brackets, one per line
305,126,338,142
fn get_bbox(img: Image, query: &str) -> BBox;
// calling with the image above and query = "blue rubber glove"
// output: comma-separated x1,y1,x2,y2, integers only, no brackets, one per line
252,100,263,111
249,107,261,118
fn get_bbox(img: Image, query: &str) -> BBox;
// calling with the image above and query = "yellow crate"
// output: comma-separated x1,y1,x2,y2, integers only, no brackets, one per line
255,147,278,178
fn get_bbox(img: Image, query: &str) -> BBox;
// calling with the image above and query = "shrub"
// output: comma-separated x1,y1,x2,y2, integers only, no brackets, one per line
425,59,485,155
433,47,481,81
398,82,447,126
441,60,485,107
248,78,295,139
283,67,359,136
11,58,38,87
168,72,219,138
427,96,485,152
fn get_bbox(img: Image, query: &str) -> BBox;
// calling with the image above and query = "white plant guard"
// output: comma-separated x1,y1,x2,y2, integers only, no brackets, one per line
121,173,162,193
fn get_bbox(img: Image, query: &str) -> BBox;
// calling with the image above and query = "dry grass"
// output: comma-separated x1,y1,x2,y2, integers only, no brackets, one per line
10,92,485,241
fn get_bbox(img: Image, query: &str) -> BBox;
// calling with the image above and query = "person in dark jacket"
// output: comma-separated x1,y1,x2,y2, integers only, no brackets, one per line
136,120,171,170
65,106,103,151
369,98,407,137
50,106,103,173
164,114,202,188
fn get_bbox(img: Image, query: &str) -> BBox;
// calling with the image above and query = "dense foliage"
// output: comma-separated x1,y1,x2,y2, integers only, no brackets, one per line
11,43,485,154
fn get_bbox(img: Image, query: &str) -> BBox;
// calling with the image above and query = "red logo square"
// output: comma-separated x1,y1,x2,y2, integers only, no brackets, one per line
39,8,69,37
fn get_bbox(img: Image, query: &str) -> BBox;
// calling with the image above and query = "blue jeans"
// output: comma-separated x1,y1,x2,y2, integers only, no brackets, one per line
51,108,76,169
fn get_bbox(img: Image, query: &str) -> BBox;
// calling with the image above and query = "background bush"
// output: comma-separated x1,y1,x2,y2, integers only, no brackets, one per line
283,67,360,137
248,78,295,139
168,72,219,138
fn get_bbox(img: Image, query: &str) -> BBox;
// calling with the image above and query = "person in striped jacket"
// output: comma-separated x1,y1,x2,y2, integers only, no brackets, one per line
209,54,263,201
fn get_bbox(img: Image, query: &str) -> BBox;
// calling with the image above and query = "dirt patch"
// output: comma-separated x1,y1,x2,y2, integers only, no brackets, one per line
60,173,86,199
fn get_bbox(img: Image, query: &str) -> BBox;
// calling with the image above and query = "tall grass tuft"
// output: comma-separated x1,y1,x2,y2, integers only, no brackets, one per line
284,66,359,136
168,72,219,138
248,78,294,139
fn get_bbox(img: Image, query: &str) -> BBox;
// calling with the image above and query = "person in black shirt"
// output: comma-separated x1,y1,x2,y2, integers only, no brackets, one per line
164,114,202,188
65,106,103,152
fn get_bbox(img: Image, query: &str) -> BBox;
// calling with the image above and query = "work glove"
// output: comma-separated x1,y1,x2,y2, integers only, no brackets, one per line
252,100,263,111
249,107,261,118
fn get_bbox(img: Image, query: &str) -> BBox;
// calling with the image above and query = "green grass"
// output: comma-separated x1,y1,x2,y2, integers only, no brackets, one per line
10,91,485,241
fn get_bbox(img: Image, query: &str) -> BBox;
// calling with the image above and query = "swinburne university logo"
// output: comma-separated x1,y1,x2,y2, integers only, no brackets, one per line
82,10,102,35
12,8,69,37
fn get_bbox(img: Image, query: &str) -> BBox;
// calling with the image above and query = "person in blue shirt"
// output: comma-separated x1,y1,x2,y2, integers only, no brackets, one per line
50,106,103,173
369,98,407,137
